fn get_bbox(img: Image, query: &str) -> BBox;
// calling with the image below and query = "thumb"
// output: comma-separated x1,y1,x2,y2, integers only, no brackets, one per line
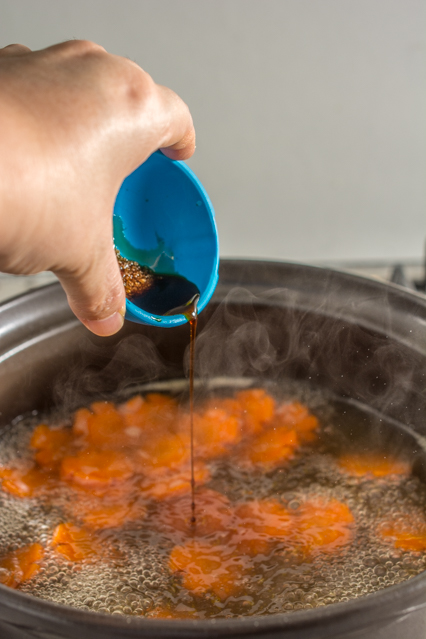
56,244,126,337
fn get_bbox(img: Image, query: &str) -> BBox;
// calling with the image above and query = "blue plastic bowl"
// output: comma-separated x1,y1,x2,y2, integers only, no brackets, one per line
113,151,219,327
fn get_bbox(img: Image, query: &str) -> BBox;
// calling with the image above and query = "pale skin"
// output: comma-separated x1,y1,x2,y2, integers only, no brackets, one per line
0,41,196,336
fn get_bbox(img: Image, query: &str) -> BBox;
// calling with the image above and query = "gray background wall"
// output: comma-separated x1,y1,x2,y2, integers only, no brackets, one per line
2,0,425,263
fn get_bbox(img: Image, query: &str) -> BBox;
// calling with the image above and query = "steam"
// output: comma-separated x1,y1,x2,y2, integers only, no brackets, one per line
52,332,170,418
50,273,425,442
192,288,278,379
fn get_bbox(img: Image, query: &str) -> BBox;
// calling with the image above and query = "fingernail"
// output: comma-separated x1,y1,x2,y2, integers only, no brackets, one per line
84,310,125,337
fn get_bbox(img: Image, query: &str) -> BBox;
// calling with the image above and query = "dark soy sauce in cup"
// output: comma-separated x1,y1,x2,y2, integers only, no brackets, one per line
131,274,200,318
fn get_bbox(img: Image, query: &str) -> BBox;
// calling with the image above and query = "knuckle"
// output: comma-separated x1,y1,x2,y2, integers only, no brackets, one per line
0,43,31,55
72,286,124,322
61,39,107,56
119,63,156,110
64,262,125,322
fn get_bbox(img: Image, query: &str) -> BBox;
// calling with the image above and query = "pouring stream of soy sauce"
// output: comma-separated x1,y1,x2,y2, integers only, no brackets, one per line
166,294,199,524
125,265,200,525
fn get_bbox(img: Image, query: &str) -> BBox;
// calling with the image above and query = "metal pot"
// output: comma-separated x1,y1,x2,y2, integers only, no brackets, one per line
0,259,425,639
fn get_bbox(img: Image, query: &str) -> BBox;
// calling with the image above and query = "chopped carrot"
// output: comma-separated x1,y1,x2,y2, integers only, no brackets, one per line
137,432,190,473
379,519,426,551
0,465,53,498
145,393,179,412
204,397,242,416
51,523,103,562
239,428,298,468
176,396,243,460
0,543,44,588
66,484,146,530
66,477,137,502
30,424,74,469
154,489,233,539
72,407,92,438
381,528,426,552
79,499,146,530
169,540,248,599
141,463,210,501
232,499,292,555
337,453,410,478
72,402,125,449
274,402,319,443
294,498,354,554
234,389,275,434
180,407,241,458
118,394,145,416
120,394,178,431
61,449,134,487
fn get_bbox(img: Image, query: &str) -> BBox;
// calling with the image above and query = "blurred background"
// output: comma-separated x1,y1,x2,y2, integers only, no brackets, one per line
1,0,425,274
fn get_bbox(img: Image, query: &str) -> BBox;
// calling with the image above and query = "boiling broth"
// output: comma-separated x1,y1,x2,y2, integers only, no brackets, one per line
0,383,425,619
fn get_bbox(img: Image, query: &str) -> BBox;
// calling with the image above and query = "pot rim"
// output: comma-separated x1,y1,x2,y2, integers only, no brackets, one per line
0,569,425,636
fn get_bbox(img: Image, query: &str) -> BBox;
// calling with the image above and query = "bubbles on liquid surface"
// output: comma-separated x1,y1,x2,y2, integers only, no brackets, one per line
1,383,426,619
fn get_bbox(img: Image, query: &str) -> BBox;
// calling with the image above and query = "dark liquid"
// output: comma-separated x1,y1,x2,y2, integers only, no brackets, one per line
130,273,200,317
187,303,198,524
131,274,199,524
170,295,198,524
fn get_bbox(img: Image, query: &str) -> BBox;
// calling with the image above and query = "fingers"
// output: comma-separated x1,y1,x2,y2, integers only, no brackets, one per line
0,44,32,57
155,85,196,161
56,243,126,337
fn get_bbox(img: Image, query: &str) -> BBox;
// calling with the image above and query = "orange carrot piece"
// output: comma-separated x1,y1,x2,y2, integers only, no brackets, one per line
118,394,145,416
144,393,179,412
141,463,210,501
338,453,410,478
191,408,242,458
234,389,275,434
0,465,53,498
176,397,243,460
120,394,178,430
0,543,44,588
232,499,292,556
169,540,247,599
30,424,73,469
73,402,125,448
61,449,134,487
234,499,293,536
295,498,354,554
72,407,92,438
79,500,146,530
241,428,298,468
379,520,426,551
137,433,190,473
274,402,319,443
51,523,103,562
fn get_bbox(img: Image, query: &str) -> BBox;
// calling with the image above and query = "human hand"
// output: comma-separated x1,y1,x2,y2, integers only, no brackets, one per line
0,41,195,335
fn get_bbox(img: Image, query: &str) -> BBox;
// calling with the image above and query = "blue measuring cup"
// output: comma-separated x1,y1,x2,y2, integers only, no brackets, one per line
113,151,219,327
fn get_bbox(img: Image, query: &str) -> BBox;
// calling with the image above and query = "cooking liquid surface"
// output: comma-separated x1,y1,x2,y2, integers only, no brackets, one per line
0,384,426,619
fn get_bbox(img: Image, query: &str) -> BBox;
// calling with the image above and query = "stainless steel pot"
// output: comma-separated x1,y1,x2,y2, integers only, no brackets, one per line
0,259,425,639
